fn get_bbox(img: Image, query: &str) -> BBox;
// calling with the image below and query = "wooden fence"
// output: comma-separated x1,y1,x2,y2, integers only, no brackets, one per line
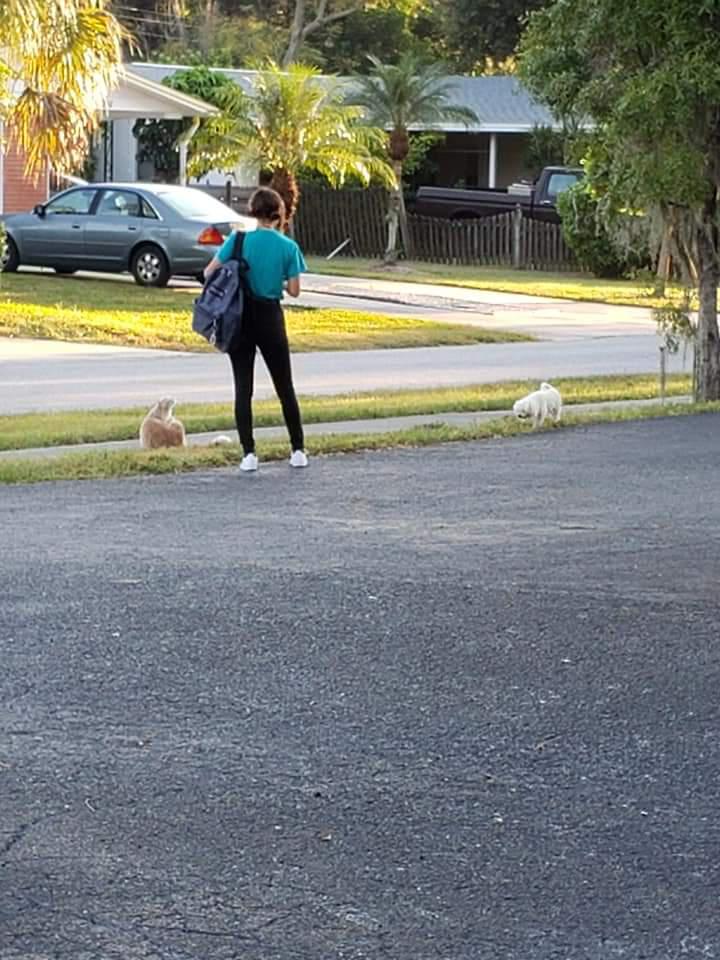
196,182,578,270
407,210,576,270
295,185,388,258
294,186,577,271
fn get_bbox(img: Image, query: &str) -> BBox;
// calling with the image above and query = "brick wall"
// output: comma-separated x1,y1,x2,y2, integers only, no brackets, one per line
2,141,49,213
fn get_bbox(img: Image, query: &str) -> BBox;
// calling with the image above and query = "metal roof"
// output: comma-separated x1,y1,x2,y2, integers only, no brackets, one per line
128,63,558,133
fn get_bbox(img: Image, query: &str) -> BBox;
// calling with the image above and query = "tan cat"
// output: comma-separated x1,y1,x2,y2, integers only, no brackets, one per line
139,398,187,449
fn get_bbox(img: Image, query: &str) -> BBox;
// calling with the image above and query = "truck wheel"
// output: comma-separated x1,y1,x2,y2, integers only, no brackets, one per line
131,244,170,288
1,236,19,272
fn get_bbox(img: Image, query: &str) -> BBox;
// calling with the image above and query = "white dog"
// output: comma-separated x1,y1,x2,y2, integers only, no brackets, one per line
512,382,562,428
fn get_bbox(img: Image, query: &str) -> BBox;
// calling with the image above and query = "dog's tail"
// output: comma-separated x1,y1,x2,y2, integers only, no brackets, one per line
540,382,555,391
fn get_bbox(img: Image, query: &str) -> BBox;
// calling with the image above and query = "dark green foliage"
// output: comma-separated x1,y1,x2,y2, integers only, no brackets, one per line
112,0,542,74
133,67,239,181
557,183,631,279
524,125,566,178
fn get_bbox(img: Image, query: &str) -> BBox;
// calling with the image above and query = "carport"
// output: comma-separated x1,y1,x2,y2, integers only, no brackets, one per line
98,67,219,186
0,67,218,214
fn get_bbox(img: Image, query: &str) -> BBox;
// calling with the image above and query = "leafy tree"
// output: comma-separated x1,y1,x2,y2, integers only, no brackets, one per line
1,0,125,175
557,182,649,280
282,0,426,66
350,51,476,260
133,66,239,180
310,4,433,75
524,125,567,179
415,0,546,74
191,61,395,223
518,0,720,400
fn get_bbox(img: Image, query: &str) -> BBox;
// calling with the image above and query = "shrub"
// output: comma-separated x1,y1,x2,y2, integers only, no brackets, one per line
558,181,649,279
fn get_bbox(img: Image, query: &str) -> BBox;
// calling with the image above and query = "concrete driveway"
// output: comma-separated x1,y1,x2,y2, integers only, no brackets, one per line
303,272,658,340
2,414,718,958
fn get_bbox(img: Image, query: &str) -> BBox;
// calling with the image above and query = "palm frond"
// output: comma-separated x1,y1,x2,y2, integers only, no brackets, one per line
349,51,478,133
0,0,127,174
195,58,396,198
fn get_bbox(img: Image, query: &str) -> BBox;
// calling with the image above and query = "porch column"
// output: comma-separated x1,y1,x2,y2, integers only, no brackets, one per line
488,133,498,188
177,118,200,186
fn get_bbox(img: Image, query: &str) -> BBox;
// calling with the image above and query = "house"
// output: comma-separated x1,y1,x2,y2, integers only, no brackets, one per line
412,75,561,189
1,63,559,212
0,69,217,215
122,63,561,191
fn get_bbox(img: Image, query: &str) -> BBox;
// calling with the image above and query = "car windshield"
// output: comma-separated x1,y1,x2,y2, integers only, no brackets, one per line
154,187,238,220
546,172,582,198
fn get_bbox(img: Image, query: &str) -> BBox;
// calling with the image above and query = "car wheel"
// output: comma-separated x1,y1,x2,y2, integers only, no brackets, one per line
54,267,77,275
131,244,170,288
1,236,20,273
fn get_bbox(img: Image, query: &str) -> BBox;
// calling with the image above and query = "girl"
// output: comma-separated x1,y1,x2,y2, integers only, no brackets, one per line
204,187,307,472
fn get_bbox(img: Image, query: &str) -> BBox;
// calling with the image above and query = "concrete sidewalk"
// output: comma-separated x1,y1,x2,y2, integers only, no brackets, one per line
0,396,689,460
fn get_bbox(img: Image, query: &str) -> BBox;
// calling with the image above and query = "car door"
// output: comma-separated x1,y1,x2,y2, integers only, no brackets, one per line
83,189,149,269
21,188,98,265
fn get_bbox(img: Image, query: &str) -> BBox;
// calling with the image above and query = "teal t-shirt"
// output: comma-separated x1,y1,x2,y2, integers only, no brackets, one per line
216,227,306,300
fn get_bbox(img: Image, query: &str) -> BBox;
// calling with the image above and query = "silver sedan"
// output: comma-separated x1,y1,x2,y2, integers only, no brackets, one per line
0,182,255,287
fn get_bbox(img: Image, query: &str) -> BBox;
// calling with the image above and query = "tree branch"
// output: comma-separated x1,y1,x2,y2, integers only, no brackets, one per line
303,0,364,39
282,0,364,65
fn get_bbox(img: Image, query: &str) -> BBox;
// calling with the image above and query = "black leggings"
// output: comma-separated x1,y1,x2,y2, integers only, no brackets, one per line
228,298,304,455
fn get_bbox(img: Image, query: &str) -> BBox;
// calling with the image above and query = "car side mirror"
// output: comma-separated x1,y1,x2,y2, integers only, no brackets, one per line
33,204,46,217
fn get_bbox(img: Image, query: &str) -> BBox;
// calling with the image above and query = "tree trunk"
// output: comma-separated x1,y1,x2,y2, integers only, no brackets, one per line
694,204,720,401
283,0,306,66
384,161,410,264
269,168,299,232
282,0,364,66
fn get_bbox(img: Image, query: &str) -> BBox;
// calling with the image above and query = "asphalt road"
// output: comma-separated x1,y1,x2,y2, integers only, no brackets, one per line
2,415,719,958
0,268,683,414
0,333,687,414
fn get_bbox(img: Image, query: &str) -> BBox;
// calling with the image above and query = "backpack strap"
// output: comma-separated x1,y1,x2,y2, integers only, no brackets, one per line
232,230,245,261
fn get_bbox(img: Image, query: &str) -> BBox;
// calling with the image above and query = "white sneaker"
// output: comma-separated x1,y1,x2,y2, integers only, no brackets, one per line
289,449,308,468
239,453,258,472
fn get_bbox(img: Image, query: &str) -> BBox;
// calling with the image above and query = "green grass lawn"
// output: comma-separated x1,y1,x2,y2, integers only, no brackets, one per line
0,401,715,485
306,256,691,310
0,374,692,451
0,272,528,352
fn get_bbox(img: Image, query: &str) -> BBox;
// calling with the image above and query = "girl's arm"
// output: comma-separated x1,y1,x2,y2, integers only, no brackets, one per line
204,231,238,280
203,256,222,280
286,276,301,298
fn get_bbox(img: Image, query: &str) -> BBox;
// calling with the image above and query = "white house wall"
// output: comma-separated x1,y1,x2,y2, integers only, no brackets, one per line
105,117,258,188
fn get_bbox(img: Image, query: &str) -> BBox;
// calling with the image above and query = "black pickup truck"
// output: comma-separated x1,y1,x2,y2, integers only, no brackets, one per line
412,166,583,223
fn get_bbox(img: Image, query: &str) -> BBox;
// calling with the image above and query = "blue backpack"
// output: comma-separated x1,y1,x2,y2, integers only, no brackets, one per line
192,232,249,352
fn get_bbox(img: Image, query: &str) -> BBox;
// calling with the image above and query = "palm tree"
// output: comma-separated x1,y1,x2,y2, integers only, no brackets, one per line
351,52,478,262
1,0,126,176
190,60,395,225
